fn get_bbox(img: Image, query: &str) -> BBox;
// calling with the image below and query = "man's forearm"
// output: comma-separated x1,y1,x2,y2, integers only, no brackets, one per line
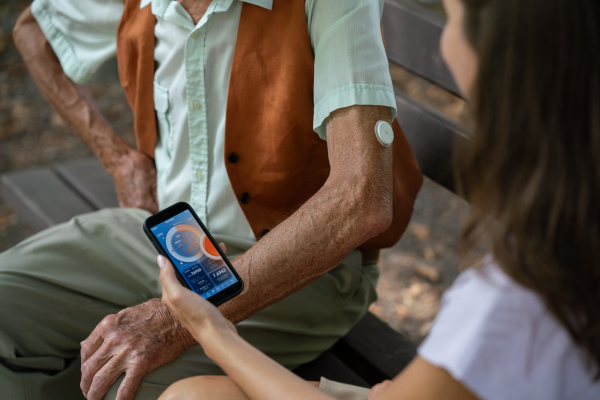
13,7,132,174
220,105,394,323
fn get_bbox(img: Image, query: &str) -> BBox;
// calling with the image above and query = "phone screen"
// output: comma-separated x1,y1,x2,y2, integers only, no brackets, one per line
148,209,240,300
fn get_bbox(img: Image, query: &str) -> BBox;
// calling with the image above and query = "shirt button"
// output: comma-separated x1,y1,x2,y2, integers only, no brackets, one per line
191,30,201,40
240,193,250,204
193,101,202,110
228,153,239,163
195,171,204,181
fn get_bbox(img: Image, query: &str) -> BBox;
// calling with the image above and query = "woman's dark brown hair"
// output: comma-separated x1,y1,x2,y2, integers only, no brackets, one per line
457,0,600,376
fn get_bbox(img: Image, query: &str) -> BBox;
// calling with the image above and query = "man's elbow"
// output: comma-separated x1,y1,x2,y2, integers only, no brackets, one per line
13,7,36,55
355,182,394,241
12,17,24,50
362,200,393,239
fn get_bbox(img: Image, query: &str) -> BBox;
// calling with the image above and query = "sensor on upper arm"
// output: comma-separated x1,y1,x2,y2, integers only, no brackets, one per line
374,121,394,147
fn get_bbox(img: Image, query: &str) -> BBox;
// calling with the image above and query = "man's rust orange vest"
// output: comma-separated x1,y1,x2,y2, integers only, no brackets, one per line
116,0,423,250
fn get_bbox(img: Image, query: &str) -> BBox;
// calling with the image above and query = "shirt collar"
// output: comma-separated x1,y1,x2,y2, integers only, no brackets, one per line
140,0,273,12
243,0,273,10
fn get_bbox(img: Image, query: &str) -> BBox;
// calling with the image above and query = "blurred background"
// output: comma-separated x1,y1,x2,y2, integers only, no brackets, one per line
0,0,468,344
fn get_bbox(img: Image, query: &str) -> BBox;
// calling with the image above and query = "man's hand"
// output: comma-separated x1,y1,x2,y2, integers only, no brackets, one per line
14,7,159,214
80,299,196,400
111,149,159,213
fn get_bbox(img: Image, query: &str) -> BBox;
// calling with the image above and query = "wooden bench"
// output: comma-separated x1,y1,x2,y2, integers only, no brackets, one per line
0,0,468,388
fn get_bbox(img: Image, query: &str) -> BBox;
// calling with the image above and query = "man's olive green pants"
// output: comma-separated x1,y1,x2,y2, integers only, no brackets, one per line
0,208,378,399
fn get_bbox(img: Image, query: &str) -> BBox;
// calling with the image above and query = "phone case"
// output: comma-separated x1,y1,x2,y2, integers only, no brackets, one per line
143,202,244,306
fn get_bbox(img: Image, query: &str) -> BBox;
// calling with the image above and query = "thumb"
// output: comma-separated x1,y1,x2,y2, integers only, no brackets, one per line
158,255,180,295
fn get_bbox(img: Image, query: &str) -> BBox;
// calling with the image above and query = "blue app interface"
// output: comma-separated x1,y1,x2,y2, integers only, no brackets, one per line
150,210,238,299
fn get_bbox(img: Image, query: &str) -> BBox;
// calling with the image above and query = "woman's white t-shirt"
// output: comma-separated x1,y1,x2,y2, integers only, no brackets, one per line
418,256,600,400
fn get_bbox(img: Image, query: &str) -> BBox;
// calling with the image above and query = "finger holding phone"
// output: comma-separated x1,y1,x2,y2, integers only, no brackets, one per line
158,254,238,347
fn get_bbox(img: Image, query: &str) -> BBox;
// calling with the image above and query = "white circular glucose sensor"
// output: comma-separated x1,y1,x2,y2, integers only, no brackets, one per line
375,120,394,147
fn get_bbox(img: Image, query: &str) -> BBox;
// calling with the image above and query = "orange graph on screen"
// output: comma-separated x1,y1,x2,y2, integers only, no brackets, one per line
202,236,220,258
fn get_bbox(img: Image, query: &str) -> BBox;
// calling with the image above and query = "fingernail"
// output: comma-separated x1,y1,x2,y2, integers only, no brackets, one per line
157,255,166,268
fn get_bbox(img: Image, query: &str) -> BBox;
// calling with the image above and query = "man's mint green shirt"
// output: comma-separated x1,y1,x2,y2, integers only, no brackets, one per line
32,0,397,244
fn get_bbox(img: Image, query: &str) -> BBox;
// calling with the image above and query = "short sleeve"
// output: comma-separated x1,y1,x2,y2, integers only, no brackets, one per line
306,0,397,140
31,0,125,84
417,262,598,400
418,267,532,399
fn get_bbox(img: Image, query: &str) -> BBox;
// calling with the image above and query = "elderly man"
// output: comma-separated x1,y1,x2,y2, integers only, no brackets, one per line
1,0,422,399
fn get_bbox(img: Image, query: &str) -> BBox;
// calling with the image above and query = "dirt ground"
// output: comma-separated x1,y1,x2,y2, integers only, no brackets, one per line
0,0,466,345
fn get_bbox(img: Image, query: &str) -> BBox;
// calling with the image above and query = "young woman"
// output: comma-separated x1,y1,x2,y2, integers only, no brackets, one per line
155,0,600,398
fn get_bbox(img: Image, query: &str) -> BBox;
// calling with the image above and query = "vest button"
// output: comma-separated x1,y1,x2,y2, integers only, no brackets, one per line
228,153,239,163
260,229,270,237
240,193,250,204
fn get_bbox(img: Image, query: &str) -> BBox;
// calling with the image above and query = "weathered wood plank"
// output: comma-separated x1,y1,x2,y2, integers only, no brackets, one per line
0,168,94,231
294,350,370,388
331,312,416,386
383,0,461,97
54,159,119,209
395,88,470,194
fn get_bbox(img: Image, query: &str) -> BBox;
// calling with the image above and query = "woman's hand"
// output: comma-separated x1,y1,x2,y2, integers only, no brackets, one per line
157,251,237,347
369,380,392,399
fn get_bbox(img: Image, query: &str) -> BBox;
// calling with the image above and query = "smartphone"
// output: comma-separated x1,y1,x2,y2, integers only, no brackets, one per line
143,202,244,306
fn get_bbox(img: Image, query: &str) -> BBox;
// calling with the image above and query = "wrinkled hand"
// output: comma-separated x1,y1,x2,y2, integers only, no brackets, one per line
80,299,196,400
111,149,158,213
158,252,237,350
368,380,392,399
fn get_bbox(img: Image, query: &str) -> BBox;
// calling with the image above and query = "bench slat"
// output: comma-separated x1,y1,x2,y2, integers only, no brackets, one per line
383,0,461,97
0,168,94,231
293,350,370,388
331,312,416,386
395,88,469,194
55,159,119,209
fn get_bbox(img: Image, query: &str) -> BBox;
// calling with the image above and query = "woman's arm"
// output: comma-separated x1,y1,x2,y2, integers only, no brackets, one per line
371,357,478,400
158,255,334,400
158,256,479,400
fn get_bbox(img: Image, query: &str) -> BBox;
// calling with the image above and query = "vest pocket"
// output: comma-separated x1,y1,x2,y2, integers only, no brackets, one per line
153,81,173,158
